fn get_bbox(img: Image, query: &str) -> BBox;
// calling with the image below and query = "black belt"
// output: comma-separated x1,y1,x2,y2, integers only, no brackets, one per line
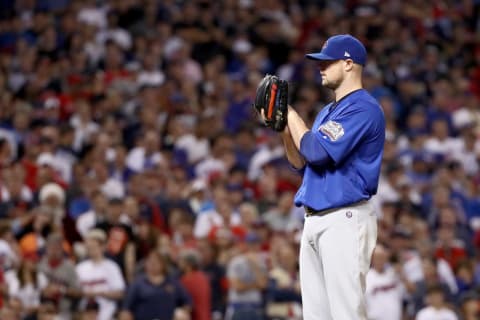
304,200,367,217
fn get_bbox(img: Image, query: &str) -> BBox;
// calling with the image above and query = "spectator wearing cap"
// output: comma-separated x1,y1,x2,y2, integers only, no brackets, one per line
225,232,268,320
119,250,192,320
415,283,458,320
187,178,210,216
41,95,62,126
38,182,66,228
179,249,211,320
75,229,125,320
38,232,81,320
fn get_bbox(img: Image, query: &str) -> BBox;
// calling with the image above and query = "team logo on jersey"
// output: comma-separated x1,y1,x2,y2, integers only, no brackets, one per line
346,211,352,218
319,120,344,141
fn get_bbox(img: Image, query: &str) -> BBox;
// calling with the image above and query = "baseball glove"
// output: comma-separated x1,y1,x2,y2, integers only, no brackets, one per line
253,74,288,132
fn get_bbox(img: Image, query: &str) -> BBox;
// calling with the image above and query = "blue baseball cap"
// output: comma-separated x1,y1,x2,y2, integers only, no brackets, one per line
306,34,367,66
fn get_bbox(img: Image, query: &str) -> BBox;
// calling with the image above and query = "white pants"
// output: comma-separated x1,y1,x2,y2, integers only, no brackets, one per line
299,200,377,320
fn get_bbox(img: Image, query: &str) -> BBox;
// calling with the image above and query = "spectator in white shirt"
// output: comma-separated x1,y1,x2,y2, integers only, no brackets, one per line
5,258,48,317
415,284,458,320
76,191,109,238
366,244,404,320
126,130,164,173
423,118,462,158
70,100,100,152
76,229,125,320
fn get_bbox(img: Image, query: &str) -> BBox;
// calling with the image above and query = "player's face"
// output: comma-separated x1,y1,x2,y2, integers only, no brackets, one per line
317,60,344,89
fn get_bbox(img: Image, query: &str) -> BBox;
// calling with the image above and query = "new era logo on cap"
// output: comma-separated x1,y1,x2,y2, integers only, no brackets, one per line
305,34,367,66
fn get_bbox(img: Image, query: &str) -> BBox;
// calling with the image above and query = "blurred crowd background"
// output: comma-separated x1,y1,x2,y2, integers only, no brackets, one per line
0,0,479,319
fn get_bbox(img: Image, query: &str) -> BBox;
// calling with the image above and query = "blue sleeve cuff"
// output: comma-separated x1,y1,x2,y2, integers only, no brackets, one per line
299,131,331,166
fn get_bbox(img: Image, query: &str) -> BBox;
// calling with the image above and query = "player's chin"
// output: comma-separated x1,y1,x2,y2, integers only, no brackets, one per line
323,79,340,90
322,80,334,89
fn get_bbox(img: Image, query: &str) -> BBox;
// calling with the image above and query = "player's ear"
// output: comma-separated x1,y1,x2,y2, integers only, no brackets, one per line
343,59,354,72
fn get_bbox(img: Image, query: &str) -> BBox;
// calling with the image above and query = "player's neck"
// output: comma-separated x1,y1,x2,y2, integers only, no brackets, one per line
334,77,363,102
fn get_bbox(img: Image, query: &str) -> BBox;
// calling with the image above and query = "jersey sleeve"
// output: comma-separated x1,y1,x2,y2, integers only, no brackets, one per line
314,104,378,164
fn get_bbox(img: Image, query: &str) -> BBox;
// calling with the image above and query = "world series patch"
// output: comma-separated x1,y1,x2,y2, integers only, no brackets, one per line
319,120,344,141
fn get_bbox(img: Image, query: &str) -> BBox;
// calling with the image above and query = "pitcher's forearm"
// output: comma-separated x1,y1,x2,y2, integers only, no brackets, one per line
287,106,310,150
281,129,305,169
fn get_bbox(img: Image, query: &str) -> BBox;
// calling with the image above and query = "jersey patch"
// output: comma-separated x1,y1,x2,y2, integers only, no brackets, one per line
319,120,345,141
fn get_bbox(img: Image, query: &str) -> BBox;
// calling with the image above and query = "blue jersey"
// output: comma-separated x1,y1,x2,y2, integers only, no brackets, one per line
294,89,385,211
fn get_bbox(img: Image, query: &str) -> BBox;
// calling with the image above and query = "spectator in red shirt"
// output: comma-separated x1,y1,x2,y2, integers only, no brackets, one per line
179,249,211,320
434,226,468,271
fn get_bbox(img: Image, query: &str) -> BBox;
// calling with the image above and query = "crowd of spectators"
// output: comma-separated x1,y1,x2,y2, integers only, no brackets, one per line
0,0,479,319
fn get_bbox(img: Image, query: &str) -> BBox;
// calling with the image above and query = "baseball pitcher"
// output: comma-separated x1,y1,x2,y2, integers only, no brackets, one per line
254,34,385,320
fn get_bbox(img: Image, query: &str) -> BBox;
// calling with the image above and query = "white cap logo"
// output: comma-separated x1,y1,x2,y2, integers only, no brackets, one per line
344,51,351,57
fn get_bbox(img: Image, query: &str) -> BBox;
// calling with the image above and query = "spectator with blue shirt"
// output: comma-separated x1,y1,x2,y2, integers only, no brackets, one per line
279,35,385,319
119,250,191,320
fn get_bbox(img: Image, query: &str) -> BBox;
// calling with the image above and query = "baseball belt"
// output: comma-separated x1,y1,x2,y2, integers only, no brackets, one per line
304,200,367,217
